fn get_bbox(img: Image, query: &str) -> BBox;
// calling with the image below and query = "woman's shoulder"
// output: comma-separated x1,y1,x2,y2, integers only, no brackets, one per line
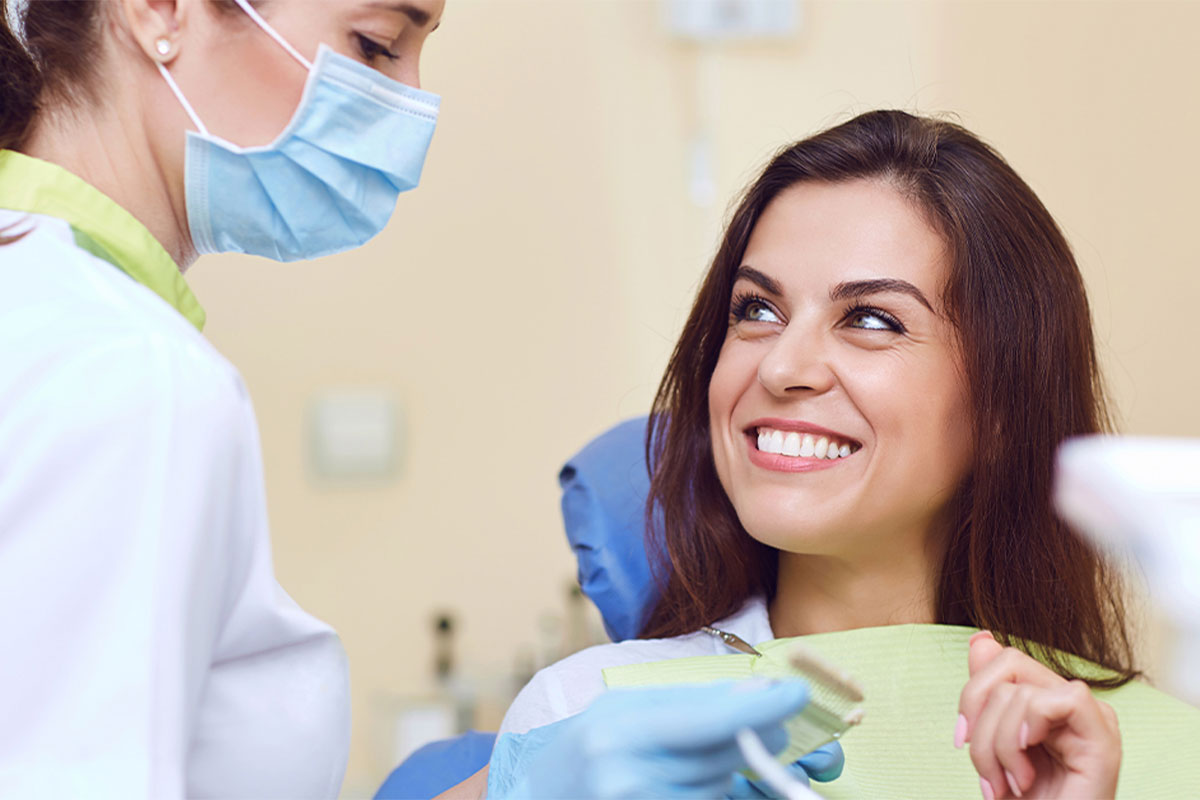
498,597,771,736
497,636,712,736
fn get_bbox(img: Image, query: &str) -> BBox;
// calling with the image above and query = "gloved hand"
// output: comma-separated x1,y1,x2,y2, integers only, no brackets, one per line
727,742,845,798
493,681,815,798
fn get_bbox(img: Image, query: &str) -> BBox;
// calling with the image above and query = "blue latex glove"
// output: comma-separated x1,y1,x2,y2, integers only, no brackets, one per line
489,681,812,799
727,742,845,798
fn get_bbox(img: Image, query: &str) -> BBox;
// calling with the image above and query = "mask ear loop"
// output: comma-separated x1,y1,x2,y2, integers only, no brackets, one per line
156,0,313,136
156,62,209,136
229,0,313,71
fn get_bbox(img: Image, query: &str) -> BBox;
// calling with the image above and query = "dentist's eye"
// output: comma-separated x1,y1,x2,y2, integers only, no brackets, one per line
845,305,906,334
355,33,400,63
730,293,782,324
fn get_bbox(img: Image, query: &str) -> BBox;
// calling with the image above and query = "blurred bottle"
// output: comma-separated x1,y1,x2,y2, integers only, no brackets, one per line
433,613,454,683
432,611,476,733
505,581,608,710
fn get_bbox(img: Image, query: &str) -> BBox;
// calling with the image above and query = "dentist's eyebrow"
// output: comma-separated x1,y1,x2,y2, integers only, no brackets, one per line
370,2,436,29
831,278,934,313
732,266,783,296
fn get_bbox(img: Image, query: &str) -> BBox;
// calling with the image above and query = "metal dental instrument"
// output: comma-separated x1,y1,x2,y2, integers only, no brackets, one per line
707,625,865,776
701,625,764,657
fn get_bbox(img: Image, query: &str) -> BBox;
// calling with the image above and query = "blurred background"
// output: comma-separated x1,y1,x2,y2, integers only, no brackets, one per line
185,0,1200,794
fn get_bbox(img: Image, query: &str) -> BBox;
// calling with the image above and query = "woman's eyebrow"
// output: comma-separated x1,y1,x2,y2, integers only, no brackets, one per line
733,266,783,296
368,1,434,29
831,278,934,312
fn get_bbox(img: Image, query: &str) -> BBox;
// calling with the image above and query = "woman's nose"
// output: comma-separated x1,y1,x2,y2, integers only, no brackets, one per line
757,325,837,397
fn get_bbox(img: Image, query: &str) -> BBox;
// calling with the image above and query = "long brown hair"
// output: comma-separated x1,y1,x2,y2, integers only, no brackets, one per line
641,110,1137,688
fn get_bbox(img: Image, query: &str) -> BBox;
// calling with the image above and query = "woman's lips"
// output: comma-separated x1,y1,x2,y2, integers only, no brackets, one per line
742,427,860,473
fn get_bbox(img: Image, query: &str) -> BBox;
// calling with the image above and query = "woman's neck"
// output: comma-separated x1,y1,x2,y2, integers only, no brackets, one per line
21,65,195,268
769,543,941,638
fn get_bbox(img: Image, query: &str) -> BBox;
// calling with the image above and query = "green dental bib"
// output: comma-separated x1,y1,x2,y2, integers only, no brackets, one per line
603,625,1200,798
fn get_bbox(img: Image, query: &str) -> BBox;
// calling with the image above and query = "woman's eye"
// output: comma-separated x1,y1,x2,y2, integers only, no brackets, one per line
738,300,781,324
845,307,904,333
744,301,778,322
355,33,400,63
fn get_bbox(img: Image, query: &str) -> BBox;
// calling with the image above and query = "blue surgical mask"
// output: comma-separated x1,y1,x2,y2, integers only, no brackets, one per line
157,0,440,261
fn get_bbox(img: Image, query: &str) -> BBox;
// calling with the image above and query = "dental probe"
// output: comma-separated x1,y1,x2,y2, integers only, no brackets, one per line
701,625,764,656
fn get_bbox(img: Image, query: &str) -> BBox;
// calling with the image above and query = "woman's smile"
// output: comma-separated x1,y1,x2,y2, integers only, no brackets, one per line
744,418,863,472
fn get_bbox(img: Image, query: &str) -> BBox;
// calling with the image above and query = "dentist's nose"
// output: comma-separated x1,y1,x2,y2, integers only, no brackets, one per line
757,324,837,397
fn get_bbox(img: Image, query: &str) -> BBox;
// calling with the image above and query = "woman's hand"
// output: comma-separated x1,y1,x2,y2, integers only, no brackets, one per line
956,631,1121,799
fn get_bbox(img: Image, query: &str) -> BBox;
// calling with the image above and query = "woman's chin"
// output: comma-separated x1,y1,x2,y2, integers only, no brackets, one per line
739,516,850,556
729,483,855,548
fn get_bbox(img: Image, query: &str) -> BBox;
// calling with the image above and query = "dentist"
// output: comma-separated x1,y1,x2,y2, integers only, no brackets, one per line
0,0,823,797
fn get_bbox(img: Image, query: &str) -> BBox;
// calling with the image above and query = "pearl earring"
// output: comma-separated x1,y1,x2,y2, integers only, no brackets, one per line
155,38,171,57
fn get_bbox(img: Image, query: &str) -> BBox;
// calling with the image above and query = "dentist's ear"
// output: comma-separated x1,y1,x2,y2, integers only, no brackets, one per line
120,0,191,64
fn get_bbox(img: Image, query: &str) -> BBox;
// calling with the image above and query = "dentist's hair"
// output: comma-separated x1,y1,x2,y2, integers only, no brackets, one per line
0,0,101,152
0,0,257,152
0,0,257,245
641,110,1137,687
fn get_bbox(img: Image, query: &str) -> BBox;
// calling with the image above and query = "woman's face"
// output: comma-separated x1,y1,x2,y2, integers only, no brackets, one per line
148,0,444,148
708,178,973,562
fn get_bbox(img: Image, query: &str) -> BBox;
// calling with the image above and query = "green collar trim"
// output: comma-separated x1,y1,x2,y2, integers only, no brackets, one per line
0,149,205,331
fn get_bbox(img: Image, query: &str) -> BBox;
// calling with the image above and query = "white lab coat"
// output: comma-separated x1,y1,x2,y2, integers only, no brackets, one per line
0,209,350,798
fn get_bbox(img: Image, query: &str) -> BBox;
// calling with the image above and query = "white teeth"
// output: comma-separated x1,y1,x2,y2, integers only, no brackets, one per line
754,427,856,460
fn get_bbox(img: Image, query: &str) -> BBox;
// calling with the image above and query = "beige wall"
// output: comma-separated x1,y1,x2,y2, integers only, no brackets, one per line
186,1,1200,794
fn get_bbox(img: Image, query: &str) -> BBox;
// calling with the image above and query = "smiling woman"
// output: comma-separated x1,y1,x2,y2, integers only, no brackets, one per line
487,110,1200,800
641,110,1145,798
643,111,1124,681
707,179,973,585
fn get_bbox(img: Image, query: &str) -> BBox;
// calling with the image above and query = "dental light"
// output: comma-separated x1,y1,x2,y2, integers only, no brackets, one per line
1055,436,1200,706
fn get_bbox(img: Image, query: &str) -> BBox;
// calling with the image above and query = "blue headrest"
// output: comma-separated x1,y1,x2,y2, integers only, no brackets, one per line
559,415,658,642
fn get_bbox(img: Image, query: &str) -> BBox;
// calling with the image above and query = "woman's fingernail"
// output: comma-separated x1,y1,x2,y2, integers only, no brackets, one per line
1019,721,1029,750
969,630,996,646
979,777,995,800
954,714,968,748
1005,770,1023,798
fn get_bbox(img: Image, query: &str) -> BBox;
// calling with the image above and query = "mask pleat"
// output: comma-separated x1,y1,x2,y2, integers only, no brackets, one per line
180,44,438,261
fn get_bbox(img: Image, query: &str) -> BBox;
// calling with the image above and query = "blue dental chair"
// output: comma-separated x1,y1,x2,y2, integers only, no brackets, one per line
374,416,656,799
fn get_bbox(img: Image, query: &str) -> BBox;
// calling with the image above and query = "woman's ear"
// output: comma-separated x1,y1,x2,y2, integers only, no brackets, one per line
119,0,190,64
